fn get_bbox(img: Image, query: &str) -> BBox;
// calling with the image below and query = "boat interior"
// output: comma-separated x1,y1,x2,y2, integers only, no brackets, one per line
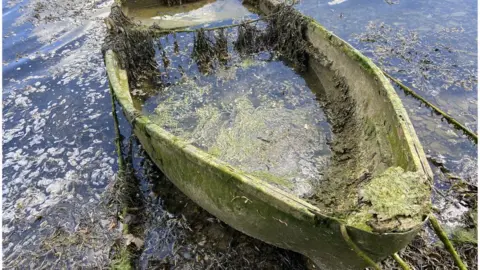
107,0,431,233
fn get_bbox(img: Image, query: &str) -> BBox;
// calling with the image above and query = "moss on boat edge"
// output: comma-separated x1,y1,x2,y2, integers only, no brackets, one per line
305,17,433,179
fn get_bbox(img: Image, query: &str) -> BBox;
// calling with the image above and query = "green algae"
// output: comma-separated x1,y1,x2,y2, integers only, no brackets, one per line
363,167,428,218
150,96,179,130
345,211,374,232
386,125,411,170
148,78,213,136
239,57,259,69
450,227,477,245
250,171,294,188
146,60,330,197
347,167,431,232
201,96,268,164
110,246,133,270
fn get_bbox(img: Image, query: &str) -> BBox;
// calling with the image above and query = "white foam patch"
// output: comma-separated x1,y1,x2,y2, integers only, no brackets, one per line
328,0,347,5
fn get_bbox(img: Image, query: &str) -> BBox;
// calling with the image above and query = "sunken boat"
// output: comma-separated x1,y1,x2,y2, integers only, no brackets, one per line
104,0,433,268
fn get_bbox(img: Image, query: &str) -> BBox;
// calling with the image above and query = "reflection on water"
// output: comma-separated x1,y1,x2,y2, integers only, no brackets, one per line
2,0,477,268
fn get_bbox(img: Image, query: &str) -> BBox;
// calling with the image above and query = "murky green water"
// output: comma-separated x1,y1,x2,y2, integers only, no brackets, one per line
140,33,332,197
3,0,477,268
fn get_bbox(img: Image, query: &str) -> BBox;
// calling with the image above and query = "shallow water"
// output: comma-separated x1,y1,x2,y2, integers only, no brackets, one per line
140,31,332,197
2,0,477,268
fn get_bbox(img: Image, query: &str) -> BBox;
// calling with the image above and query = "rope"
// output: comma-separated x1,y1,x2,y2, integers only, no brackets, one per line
392,253,412,270
429,215,468,270
340,225,381,270
109,83,126,173
383,71,478,144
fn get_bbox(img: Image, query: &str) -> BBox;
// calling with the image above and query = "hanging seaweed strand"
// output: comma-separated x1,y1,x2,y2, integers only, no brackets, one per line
189,4,310,71
234,22,264,55
173,33,180,54
263,4,309,71
215,29,229,64
191,29,216,73
191,28,235,73
103,6,160,87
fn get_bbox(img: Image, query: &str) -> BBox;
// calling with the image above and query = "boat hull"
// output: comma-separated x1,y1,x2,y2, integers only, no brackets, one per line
106,51,424,270
105,0,432,268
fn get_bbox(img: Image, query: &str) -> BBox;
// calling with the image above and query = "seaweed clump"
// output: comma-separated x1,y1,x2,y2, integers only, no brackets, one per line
234,22,264,55
102,6,160,87
191,29,230,73
234,4,311,71
190,4,310,72
215,29,229,64
191,29,217,73
263,4,310,71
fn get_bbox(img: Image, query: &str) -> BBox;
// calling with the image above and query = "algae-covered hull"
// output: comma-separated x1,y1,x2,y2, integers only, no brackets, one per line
105,0,432,268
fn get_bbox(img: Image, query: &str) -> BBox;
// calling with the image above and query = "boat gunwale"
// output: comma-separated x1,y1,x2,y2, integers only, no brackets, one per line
306,19,433,180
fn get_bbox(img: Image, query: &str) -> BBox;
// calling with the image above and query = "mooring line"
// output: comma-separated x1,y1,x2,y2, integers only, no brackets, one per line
340,225,382,270
429,215,468,270
383,71,478,144
109,83,126,173
392,253,412,270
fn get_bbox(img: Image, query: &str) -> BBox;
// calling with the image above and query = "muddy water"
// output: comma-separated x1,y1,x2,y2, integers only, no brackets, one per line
3,0,119,267
2,0,477,269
